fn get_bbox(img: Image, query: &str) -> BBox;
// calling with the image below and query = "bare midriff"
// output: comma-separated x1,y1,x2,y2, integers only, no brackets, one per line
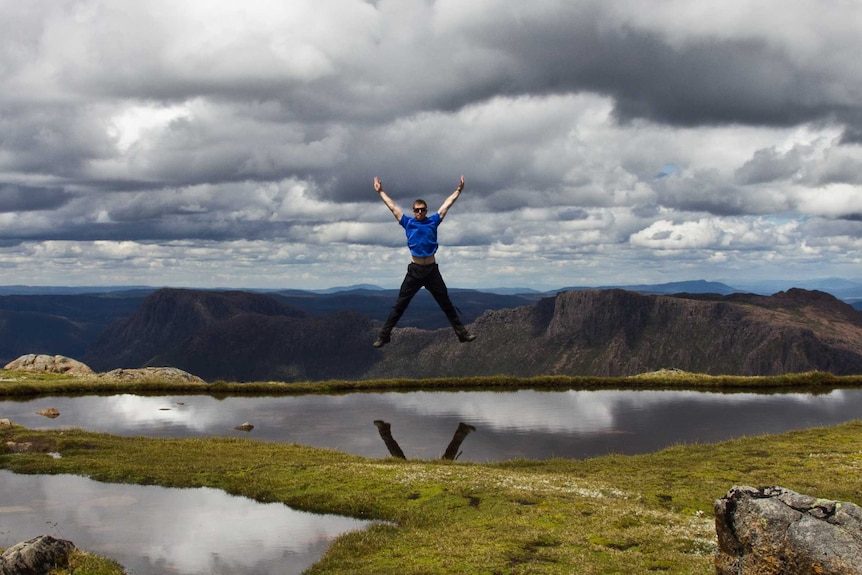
411,255,436,265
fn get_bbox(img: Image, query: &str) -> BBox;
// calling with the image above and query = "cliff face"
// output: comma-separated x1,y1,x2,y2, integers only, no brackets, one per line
82,288,308,371
150,309,379,382
367,289,862,378
80,286,862,381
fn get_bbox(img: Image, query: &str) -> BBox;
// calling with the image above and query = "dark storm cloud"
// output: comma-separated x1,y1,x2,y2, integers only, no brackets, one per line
732,136,862,189
0,217,303,243
0,185,74,212
558,208,590,222
0,103,115,177
3,2,859,204
734,147,804,186
462,11,853,132
654,169,793,217
801,217,862,237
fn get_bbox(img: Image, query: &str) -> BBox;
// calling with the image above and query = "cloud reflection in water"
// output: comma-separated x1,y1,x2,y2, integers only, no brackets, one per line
4,388,860,461
0,470,372,575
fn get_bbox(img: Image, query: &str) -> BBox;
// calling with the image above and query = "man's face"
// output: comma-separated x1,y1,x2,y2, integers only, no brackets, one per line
412,203,428,221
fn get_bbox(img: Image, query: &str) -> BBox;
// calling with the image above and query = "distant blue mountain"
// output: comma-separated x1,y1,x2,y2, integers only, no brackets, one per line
0,285,156,296
557,279,738,296
309,284,387,294
477,287,545,295
730,278,862,300
731,277,859,291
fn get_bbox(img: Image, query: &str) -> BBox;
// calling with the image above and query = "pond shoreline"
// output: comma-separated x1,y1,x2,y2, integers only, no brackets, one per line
5,387,862,462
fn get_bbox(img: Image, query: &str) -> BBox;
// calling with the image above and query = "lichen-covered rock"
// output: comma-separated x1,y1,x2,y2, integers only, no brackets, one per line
98,366,205,383
5,441,34,453
715,485,862,575
0,535,76,575
35,408,60,418
3,354,94,375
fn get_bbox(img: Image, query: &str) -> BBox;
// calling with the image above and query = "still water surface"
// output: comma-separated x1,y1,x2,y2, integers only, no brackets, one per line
3,388,862,461
0,470,374,575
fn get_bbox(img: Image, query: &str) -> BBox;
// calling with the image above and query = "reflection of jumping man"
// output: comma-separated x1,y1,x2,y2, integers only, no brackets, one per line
372,175,476,348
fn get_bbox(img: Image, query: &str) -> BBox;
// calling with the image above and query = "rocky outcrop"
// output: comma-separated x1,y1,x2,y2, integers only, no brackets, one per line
2,356,206,382
5,440,35,453
36,408,60,418
0,535,77,575
98,366,205,383
3,354,94,375
714,485,862,575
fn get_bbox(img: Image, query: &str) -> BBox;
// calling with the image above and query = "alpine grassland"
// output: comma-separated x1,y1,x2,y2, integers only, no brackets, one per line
2,370,861,574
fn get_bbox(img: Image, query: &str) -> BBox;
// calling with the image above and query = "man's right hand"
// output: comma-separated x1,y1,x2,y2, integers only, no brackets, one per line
374,176,403,220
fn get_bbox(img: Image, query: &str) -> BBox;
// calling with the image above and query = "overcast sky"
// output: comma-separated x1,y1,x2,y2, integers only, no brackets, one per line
1,0,861,291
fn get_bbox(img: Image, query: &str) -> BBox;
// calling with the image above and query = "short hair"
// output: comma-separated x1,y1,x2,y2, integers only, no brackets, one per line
413,199,427,208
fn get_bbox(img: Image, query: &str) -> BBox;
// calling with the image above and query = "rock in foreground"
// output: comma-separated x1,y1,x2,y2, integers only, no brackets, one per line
715,485,862,574
0,535,77,575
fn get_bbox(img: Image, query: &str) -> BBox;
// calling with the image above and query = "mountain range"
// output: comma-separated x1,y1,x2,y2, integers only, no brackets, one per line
3,277,862,301
2,282,861,381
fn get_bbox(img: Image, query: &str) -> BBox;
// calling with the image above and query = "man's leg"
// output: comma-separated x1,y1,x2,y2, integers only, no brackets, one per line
424,264,476,342
374,265,423,347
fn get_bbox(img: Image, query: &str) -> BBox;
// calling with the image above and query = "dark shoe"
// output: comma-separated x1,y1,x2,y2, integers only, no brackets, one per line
373,334,391,348
457,330,476,343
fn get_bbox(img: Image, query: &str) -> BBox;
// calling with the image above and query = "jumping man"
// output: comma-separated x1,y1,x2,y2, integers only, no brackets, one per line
372,175,476,348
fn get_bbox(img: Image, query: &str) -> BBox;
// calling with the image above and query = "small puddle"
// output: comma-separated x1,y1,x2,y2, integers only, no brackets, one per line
0,470,375,575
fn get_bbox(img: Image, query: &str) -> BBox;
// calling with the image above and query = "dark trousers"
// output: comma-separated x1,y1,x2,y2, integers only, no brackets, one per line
379,263,466,336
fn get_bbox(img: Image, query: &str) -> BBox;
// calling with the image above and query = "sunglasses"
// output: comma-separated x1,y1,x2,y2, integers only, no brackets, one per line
413,207,427,213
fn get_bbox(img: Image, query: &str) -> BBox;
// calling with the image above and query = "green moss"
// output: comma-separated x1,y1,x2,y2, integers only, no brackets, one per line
49,550,126,575
2,369,861,398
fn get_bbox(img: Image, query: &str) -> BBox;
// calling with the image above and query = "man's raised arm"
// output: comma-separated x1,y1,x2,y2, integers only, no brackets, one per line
374,177,403,221
437,175,465,220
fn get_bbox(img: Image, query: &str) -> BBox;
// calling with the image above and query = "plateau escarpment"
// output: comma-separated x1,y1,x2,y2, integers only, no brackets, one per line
365,288,862,379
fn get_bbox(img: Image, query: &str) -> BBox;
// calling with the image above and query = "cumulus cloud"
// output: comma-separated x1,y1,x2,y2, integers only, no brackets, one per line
0,0,860,289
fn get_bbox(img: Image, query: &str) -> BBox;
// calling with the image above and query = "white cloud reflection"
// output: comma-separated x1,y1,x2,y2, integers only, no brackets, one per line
0,470,372,575
102,394,223,432
373,389,841,433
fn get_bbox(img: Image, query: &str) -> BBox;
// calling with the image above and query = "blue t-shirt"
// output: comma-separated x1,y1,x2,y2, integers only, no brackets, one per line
399,212,441,258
